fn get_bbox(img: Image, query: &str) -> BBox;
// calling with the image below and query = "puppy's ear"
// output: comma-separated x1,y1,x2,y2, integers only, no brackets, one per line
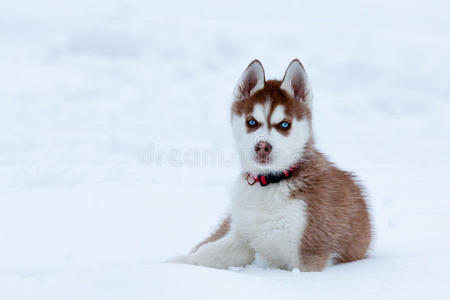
233,60,265,100
280,59,312,105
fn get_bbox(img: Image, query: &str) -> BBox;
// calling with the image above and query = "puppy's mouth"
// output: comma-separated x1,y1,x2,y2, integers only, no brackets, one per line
255,154,271,164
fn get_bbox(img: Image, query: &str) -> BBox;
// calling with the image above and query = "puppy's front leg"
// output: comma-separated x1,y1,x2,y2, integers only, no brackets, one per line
170,232,255,269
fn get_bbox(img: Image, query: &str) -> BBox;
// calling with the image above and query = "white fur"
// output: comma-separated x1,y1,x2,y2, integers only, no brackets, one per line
270,105,285,124
230,178,307,269
252,103,266,124
171,179,307,270
231,101,311,175
170,231,255,269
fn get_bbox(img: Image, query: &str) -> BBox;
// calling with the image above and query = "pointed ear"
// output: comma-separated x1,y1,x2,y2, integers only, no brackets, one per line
233,60,265,100
280,59,312,104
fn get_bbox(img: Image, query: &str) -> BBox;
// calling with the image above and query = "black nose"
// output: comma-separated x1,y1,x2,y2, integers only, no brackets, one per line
254,141,272,155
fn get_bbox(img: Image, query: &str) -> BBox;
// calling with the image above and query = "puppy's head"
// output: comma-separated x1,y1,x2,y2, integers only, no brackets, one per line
231,59,313,174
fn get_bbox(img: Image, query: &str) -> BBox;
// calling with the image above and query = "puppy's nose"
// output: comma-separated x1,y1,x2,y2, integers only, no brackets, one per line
254,141,272,155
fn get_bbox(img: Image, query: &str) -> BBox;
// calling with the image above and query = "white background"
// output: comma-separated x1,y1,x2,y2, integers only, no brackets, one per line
1,0,449,299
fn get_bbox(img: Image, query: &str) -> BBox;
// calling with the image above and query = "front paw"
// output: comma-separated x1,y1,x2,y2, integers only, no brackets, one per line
167,255,196,265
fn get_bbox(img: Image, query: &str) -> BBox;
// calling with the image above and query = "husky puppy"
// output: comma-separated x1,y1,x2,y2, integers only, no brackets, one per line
171,59,371,271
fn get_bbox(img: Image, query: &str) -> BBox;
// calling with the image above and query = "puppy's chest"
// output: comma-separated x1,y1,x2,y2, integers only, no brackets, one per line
231,180,307,269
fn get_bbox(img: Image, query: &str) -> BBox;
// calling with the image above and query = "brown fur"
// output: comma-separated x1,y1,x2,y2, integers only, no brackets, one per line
190,216,231,254
232,80,312,132
290,142,371,271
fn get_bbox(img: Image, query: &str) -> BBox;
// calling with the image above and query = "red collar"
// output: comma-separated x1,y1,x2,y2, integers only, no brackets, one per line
246,162,301,187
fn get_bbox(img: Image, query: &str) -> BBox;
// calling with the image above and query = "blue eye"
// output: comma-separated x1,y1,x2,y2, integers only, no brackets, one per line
281,121,290,128
248,119,256,126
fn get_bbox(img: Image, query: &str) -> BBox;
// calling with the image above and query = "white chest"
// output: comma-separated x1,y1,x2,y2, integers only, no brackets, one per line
230,178,307,270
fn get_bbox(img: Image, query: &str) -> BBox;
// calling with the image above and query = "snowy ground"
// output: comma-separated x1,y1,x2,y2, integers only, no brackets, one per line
1,0,450,299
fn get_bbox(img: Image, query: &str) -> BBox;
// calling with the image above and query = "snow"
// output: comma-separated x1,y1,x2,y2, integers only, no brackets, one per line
1,0,450,299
